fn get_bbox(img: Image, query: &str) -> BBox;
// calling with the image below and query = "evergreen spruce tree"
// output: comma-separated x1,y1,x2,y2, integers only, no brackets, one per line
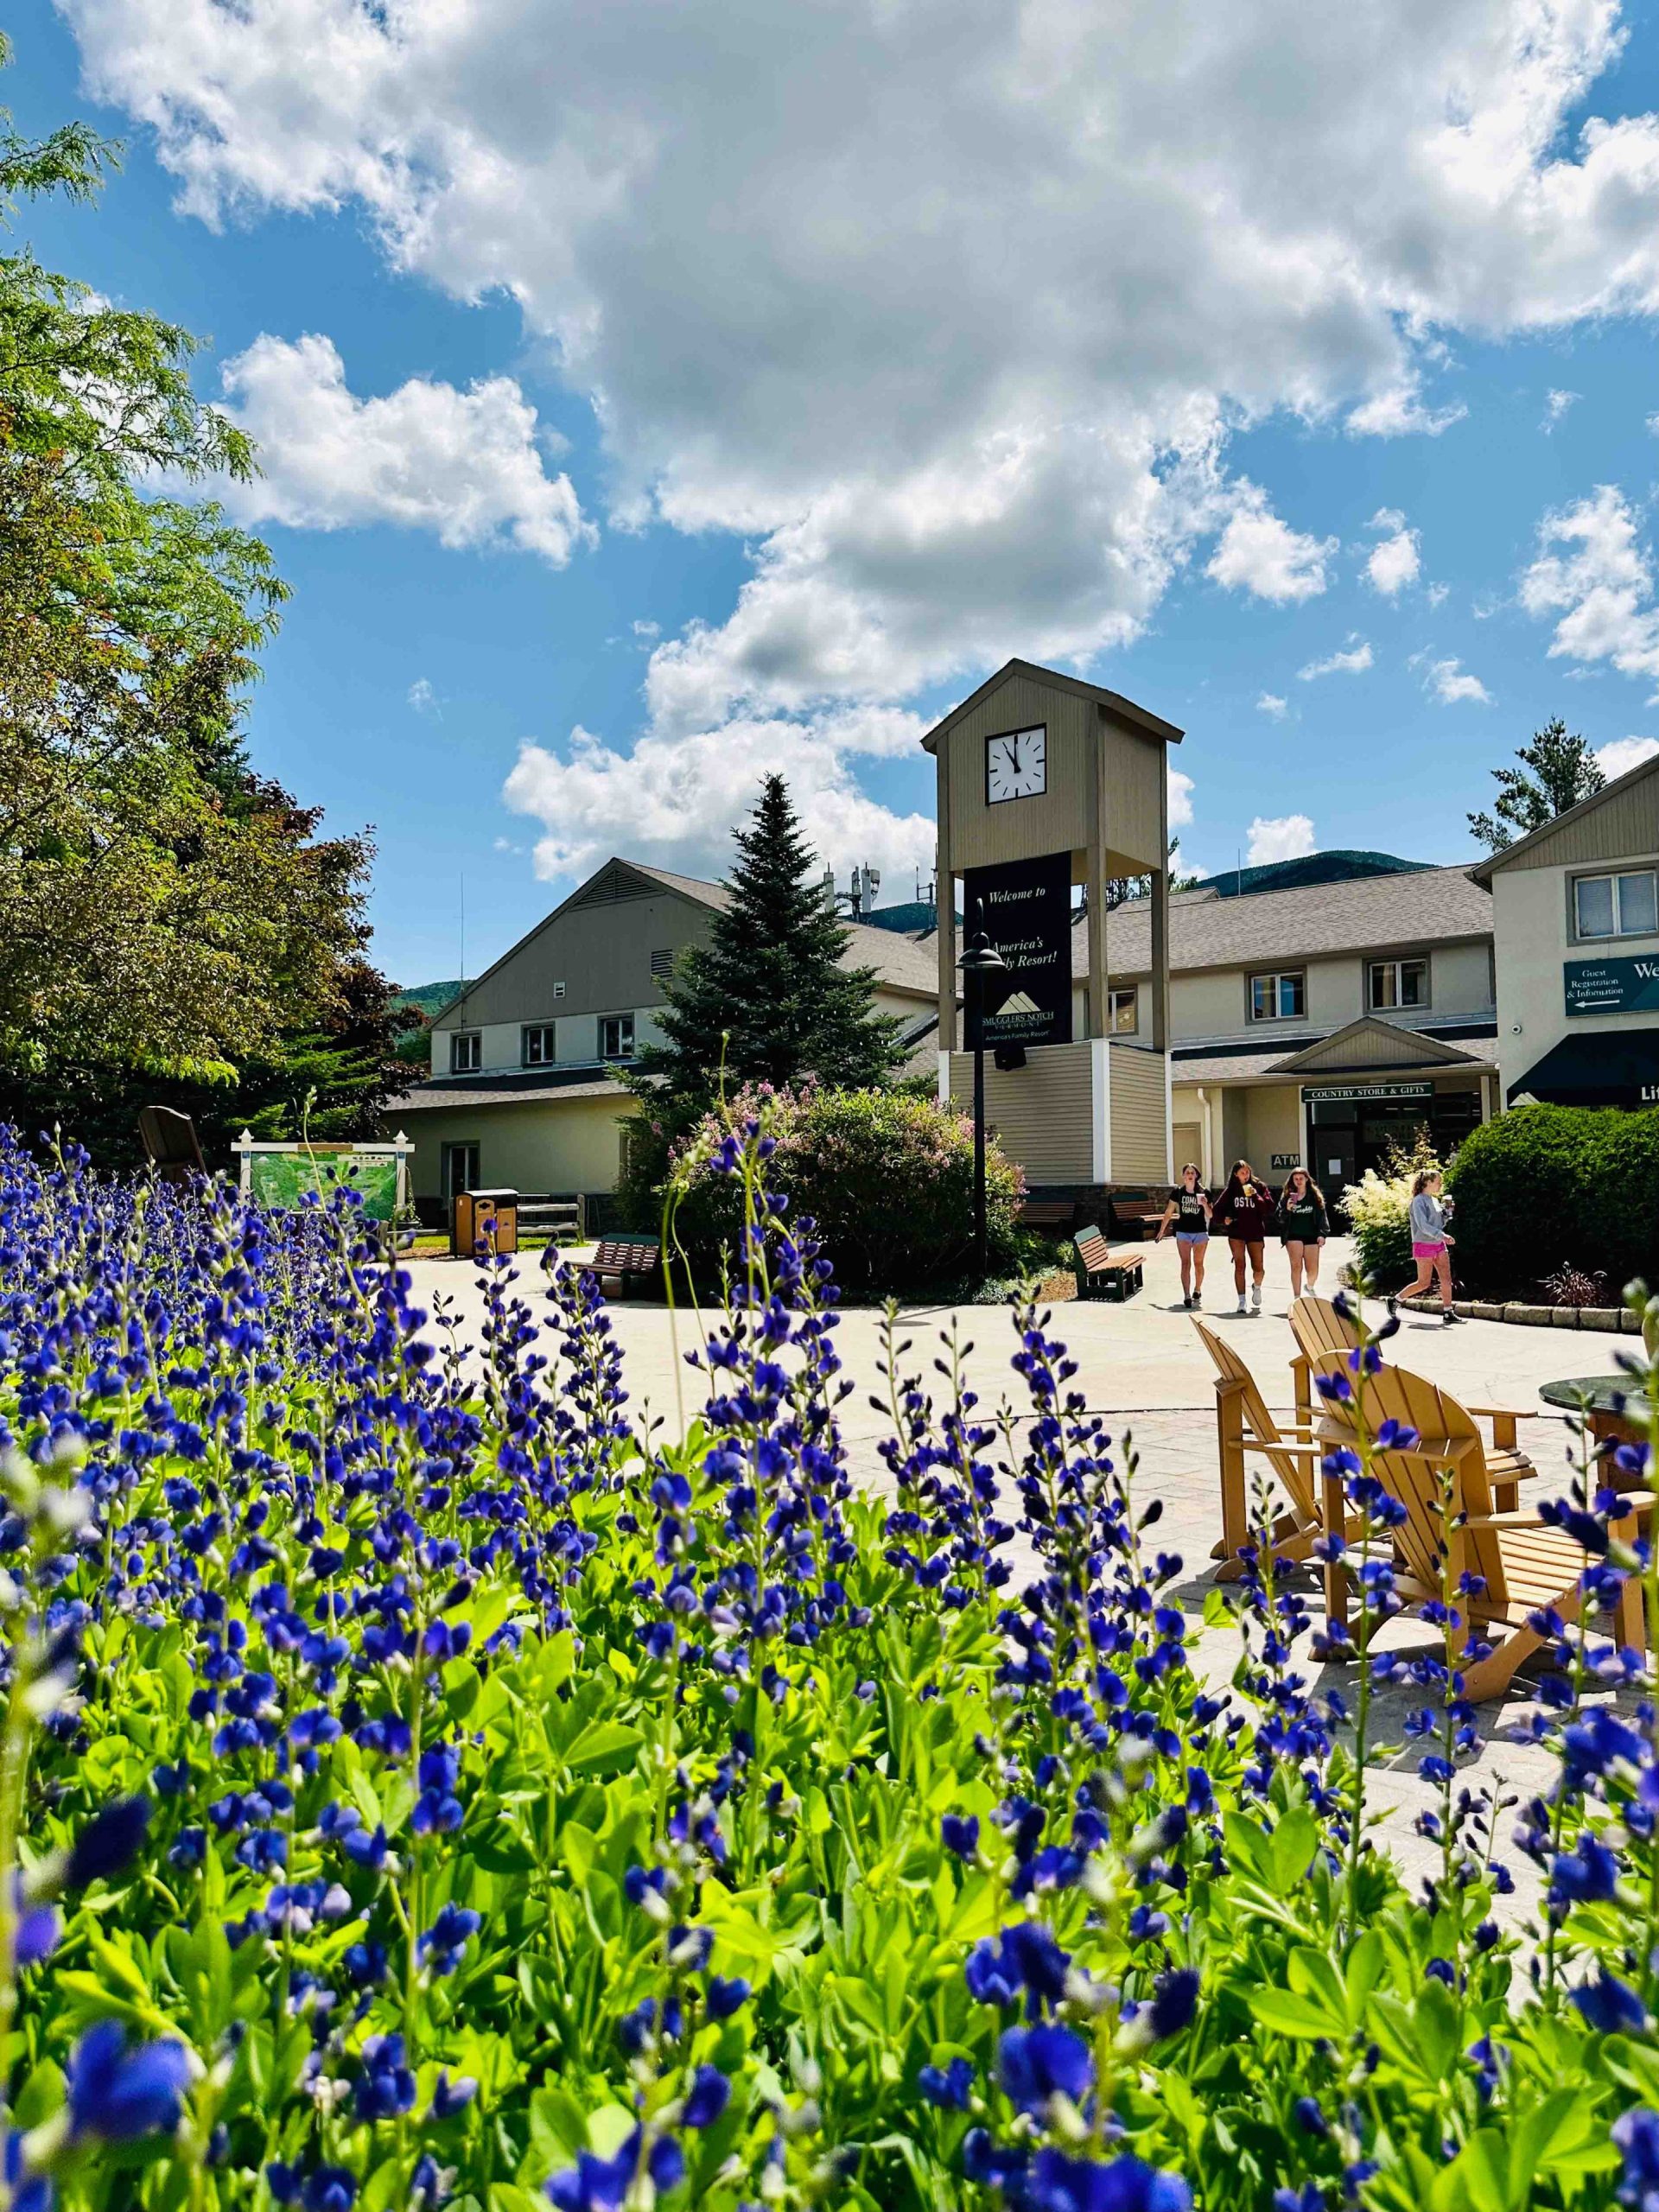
638,776,906,1099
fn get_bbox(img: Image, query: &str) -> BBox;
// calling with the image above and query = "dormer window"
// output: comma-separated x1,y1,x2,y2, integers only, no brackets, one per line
449,1032,482,1074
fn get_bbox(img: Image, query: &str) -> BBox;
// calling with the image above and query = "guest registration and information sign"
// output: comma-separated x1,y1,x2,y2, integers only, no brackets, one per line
1564,954,1659,1017
963,850,1073,1050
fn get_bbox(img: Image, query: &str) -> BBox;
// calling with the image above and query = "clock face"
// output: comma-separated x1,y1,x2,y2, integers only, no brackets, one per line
986,725,1046,804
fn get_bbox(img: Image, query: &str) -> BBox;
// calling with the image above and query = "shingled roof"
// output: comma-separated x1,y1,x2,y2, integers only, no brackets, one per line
1066,864,1492,979
629,861,939,996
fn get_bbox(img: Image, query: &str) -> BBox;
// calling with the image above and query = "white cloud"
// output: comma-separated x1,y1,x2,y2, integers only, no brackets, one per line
1167,766,1195,830
503,707,935,886
1518,484,1659,689
1297,636,1374,681
1246,814,1317,865
1206,482,1336,604
1426,582,1451,607
1647,411,1659,436
1364,510,1421,595
1256,691,1288,719
631,619,659,639
213,334,591,564
1542,387,1580,429
407,677,441,717
1423,655,1493,704
1595,734,1659,779
60,0,1659,872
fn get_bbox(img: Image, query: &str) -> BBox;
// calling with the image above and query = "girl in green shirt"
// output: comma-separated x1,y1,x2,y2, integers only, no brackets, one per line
1275,1167,1329,1299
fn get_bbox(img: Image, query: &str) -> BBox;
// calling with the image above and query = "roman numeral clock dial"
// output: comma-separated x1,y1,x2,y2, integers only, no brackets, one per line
986,726,1046,803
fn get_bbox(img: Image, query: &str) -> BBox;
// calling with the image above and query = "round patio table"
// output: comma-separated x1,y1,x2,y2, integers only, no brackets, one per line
1538,1374,1649,1479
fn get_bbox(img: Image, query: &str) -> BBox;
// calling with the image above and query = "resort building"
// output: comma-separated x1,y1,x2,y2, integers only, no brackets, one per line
1471,746,1659,1111
397,856,938,1220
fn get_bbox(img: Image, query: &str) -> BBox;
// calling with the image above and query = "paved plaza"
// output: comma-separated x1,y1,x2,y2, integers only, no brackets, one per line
409,1236,1642,1922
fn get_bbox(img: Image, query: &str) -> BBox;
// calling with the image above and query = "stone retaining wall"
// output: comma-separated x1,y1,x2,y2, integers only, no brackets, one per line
1396,1293,1642,1332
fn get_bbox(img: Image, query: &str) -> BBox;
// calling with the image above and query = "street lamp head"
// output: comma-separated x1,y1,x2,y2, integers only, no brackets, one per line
958,906,1006,976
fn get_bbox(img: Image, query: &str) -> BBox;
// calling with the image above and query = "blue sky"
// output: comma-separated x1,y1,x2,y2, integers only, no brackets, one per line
15,2,1659,983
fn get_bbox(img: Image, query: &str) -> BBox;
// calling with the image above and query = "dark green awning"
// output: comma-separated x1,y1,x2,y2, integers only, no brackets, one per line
1510,1031,1659,1109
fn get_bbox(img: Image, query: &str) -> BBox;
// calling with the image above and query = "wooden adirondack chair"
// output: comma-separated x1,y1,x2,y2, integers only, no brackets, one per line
1289,1294,1534,1515
1316,1359,1649,1700
1192,1319,1347,1614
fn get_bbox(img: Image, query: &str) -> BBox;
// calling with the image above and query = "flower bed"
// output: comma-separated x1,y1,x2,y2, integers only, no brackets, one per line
0,1128,1656,2211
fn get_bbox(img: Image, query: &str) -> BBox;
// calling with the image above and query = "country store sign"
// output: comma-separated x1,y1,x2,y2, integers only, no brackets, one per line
1302,1081,1433,1103
1565,952,1659,1017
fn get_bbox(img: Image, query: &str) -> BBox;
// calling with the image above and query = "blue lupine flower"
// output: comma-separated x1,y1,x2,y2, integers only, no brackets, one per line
67,2023,190,2139
545,2130,683,2209
354,2033,416,2121
706,1975,749,2020
681,2065,730,2128
1572,1974,1649,2035
430,2071,478,2120
942,1815,980,1859
1000,2024,1093,2115
1019,2148,1192,2210
418,1904,480,1977
1614,2107,1659,2209
3,2130,50,2212
918,2056,975,2110
67,1796,151,1888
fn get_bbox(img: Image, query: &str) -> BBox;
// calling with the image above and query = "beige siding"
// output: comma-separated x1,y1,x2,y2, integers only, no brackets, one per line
1491,769,1659,874
404,1096,637,1201
435,888,708,1031
1108,1043,1169,1183
1171,969,1241,1039
1097,716,1168,872
1286,1024,1463,1072
1242,1085,1303,1171
1491,856,1659,1096
1427,938,1493,1014
947,1040,1095,1183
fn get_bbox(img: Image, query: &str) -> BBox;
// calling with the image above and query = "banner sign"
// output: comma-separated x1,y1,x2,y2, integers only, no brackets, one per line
963,850,1073,1050
1302,1082,1433,1104
1565,954,1659,1018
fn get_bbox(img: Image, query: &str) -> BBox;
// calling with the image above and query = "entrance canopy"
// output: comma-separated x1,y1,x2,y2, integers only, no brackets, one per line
1510,1032,1659,1109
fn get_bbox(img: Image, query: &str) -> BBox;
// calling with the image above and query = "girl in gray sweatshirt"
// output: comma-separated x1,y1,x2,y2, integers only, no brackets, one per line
1390,1169,1459,1324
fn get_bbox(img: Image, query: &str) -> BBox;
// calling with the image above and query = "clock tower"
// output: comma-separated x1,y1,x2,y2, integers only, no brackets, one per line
921,659,1183,1193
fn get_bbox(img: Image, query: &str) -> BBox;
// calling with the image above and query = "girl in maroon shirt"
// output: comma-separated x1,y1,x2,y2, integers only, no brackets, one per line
1209,1158,1274,1315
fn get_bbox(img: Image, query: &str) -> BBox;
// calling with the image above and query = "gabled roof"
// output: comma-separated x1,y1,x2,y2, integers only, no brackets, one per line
919,658,1184,753
440,853,938,1027
1268,1017,1484,1075
1468,747,1659,883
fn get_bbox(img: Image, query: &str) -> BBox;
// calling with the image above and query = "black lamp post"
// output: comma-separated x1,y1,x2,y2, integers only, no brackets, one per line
959,908,1007,1281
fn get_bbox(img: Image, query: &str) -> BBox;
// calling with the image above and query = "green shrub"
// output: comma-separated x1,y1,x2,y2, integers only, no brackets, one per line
664,1083,1024,1295
1447,1102,1659,1296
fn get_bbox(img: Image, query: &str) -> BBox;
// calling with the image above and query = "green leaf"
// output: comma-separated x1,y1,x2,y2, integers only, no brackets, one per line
1247,1988,1340,2041
563,1719,645,1776
1268,1808,1320,1895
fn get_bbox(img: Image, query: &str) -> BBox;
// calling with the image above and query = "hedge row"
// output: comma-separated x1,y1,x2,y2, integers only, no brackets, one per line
1447,1102,1659,1297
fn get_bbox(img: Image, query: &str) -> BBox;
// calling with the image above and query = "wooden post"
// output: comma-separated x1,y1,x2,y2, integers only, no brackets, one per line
1612,1505,1645,1654
234,1128,255,1196
1215,1376,1248,1571
937,739,957,1054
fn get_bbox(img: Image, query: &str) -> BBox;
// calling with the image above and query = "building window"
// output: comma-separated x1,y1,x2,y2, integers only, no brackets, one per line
599,1012,635,1061
1575,868,1659,941
449,1031,482,1074
650,949,675,981
1109,987,1138,1033
1249,970,1306,1021
522,1024,557,1066
442,1142,480,1200
1369,958,1428,1011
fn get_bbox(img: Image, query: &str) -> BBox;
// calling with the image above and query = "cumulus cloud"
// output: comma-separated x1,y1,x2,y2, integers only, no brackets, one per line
503,707,936,885
1542,387,1580,430
213,334,590,564
1365,509,1422,595
1256,692,1288,719
1298,636,1374,681
1247,814,1317,865
1167,766,1196,831
1519,484,1659,689
1595,734,1659,779
1206,483,1335,604
59,0,1659,873
1422,655,1493,704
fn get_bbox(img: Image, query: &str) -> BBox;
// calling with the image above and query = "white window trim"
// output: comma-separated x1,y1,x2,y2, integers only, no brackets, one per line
521,1023,558,1067
1108,986,1138,1033
1367,957,1430,1013
1572,863,1659,944
449,1031,482,1074
598,1011,636,1061
1248,969,1306,1022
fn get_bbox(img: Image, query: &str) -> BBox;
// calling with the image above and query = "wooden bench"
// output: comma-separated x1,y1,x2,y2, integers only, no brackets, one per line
1017,1199,1077,1234
1074,1224,1143,1301
590,1237,661,1298
1109,1188,1167,1241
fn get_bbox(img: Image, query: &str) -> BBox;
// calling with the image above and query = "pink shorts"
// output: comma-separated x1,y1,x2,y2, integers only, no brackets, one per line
1411,1240,1446,1260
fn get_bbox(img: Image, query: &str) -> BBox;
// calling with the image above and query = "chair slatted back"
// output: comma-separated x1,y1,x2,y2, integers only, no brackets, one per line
1318,1361,1505,1594
1075,1226,1112,1272
1192,1318,1317,1517
1289,1294,1359,1370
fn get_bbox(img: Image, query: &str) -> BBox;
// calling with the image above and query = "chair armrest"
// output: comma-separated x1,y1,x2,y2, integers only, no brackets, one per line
1466,1406,1548,1421
1471,1492,1655,1531
1239,1438,1324,1462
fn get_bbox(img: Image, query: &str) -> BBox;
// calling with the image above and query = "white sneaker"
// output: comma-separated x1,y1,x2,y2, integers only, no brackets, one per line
1251,1284,1262,1313
1236,1294,1247,1314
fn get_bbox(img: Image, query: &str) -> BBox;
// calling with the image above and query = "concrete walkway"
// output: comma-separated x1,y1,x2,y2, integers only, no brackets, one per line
409,1235,1637,1923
